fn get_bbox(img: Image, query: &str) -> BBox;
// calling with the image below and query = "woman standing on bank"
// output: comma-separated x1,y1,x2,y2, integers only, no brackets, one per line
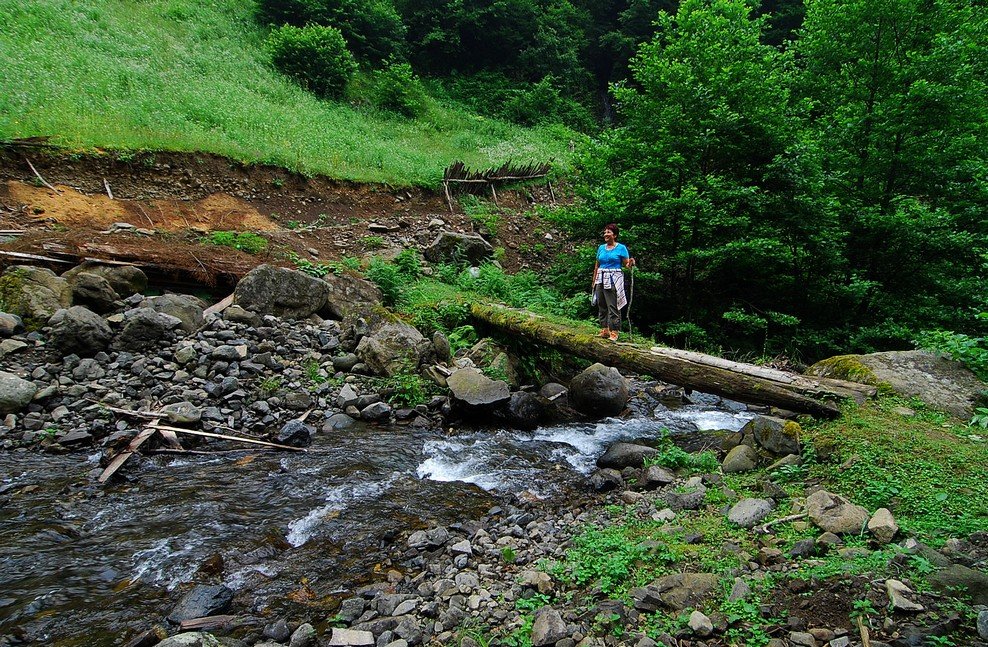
592,223,635,341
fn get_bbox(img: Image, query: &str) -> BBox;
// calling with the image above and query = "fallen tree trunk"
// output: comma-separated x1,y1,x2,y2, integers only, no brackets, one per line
470,303,848,418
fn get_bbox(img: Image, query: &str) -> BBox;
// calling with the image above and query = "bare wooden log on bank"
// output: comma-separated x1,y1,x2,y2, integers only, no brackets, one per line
469,303,848,418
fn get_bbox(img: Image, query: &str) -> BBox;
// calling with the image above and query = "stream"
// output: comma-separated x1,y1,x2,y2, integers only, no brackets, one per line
0,395,753,646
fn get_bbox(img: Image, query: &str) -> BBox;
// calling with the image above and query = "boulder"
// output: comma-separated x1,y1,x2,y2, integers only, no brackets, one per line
63,261,147,297
722,444,758,473
423,231,494,266
234,264,331,319
885,579,924,612
867,508,899,544
355,321,431,377
629,573,720,611
0,371,37,415
740,415,801,455
140,294,204,334
688,610,714,637
596,442,657,469
531,607,567,647
166,584,234,623
728,498,775,528
504,391,543,430
67,272,119,313
568,363,629,417
156,634,223,647
806,490,870,535
47,306,113,356
0,266,72,322
928,564,988,605
116,308,183,350
0,312,24,337
327,628,375,646
447,368,510,411
807,350,986,419
322,272,382,321
640,465,676,489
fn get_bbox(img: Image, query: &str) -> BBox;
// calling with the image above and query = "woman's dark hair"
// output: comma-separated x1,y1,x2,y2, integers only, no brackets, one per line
604,223,619,238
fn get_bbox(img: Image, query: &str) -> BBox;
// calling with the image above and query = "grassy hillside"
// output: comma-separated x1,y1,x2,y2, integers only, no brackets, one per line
0,0,577,186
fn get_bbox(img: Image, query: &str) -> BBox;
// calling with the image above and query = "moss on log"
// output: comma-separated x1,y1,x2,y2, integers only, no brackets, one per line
470,303,844,418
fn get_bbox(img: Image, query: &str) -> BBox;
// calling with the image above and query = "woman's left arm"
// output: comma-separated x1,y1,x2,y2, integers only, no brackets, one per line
623,245,635,268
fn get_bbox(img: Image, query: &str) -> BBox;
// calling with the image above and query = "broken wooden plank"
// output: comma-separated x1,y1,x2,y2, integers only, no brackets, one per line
103,177,114,200
179,615,237,632
0,250,74,265
24,157,60,194
153,424,307,452
98,428,158,483
203,293,234,317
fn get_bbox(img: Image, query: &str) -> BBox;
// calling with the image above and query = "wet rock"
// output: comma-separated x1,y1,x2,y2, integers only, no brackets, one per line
806,490,870,535
588,468,623,491
568,363,629,418
504,391,543,430
447,368,510,408
0,371,37,415
727,498,774,528
928,564,988,604
48,306,113,355
234,264,331,319
596,443,657,470
424,231,494,266
721,444,758,473
868,508,899,544
328,628,374,646
140,294,204,334
166,584,234,623
978,608,988,639
275,420,315,447
360,401,392,422
324,413,356,431
264,619,291,641
531,607,567,647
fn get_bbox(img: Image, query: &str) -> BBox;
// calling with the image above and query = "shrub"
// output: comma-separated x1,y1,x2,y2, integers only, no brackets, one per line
366,258,403,307
267,24,356,99
208,231,268,254
393,248,421,279
369,60,428,117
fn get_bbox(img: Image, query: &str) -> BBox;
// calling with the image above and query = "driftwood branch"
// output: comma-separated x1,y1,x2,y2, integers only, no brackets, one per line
103,178,114,200
24,157,60,193
152,424,306,452
753,513,808,535
97,428,157,483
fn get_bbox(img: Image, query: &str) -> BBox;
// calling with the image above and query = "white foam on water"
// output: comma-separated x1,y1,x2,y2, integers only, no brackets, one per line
131,537,204,590
224,563,279,591
285,478,395,547
528,417,666,473
668,409,754,432
416,438,512,491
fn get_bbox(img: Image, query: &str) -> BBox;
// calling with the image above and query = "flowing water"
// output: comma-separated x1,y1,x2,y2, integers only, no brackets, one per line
0,396,753,646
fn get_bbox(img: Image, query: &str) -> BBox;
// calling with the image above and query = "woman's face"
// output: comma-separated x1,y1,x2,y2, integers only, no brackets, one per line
603,228,616,244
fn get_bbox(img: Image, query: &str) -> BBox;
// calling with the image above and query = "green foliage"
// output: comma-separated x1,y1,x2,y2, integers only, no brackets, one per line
368,60,428,117
644,431,720,474
393,249,422,279
381,370,430,407
915,327,988,382
267,24,356,99
365,258,403,307
361,235,386,249
447,325,479,355
501,546,517,564
970,407,988,430
207,231,268,254
460,195,501,236
305,359,328,385
259,376,282,394
514,592,550,612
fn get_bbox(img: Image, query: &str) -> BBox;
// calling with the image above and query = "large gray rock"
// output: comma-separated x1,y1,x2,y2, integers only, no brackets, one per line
0,371,37,415
531,607,567,647
447,368,510,408
166,584,234,623
63,261,147,297
355,321,430,377
806,490,870,535
629,573,720,611
722,444,758,473
116,308,183,350
47,306,113,356
505,391,543,430
928,564,988,605
867,508,899,544
568,363,629,417
0,266,71,322
597,442,657,469
66,272,119,313
728,498,774,528
140,294,204,334
424,231,494,266
807,350,986,419
0,312,24,337
234,264,331,319
741,415,801,456
156,634,222,647
322,273,382,321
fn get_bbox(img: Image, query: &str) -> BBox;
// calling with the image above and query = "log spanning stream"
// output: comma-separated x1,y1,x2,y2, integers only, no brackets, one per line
0,396,753,646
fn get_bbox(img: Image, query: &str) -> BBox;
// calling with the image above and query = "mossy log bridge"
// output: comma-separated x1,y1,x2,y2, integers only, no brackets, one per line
470,304,877,418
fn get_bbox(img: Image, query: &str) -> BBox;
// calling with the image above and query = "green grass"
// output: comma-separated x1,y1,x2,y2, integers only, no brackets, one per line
0,0,577,186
